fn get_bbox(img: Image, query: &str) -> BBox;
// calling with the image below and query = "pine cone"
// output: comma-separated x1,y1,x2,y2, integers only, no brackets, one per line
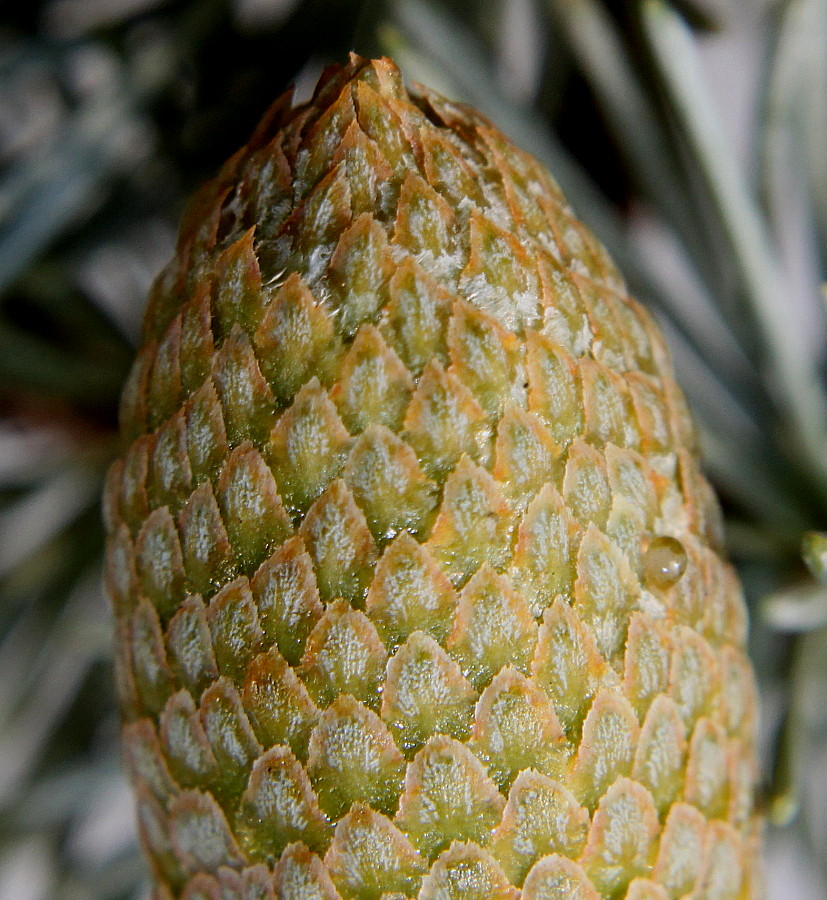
104,55,762,899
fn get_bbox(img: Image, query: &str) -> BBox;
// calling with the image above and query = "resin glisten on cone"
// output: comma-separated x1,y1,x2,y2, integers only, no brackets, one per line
103,55,762,899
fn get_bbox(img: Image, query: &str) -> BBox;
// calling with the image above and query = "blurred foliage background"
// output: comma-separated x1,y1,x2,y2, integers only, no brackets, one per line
0,0,826,897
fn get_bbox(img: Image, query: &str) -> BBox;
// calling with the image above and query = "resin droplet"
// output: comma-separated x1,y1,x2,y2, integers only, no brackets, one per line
643,536,687,589
802,531,827,583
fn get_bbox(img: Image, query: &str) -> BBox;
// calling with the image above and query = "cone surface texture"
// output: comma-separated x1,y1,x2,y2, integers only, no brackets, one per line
105,56,762,899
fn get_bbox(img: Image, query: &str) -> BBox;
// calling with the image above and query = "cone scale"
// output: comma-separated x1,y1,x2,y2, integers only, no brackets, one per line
104,56,762,899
